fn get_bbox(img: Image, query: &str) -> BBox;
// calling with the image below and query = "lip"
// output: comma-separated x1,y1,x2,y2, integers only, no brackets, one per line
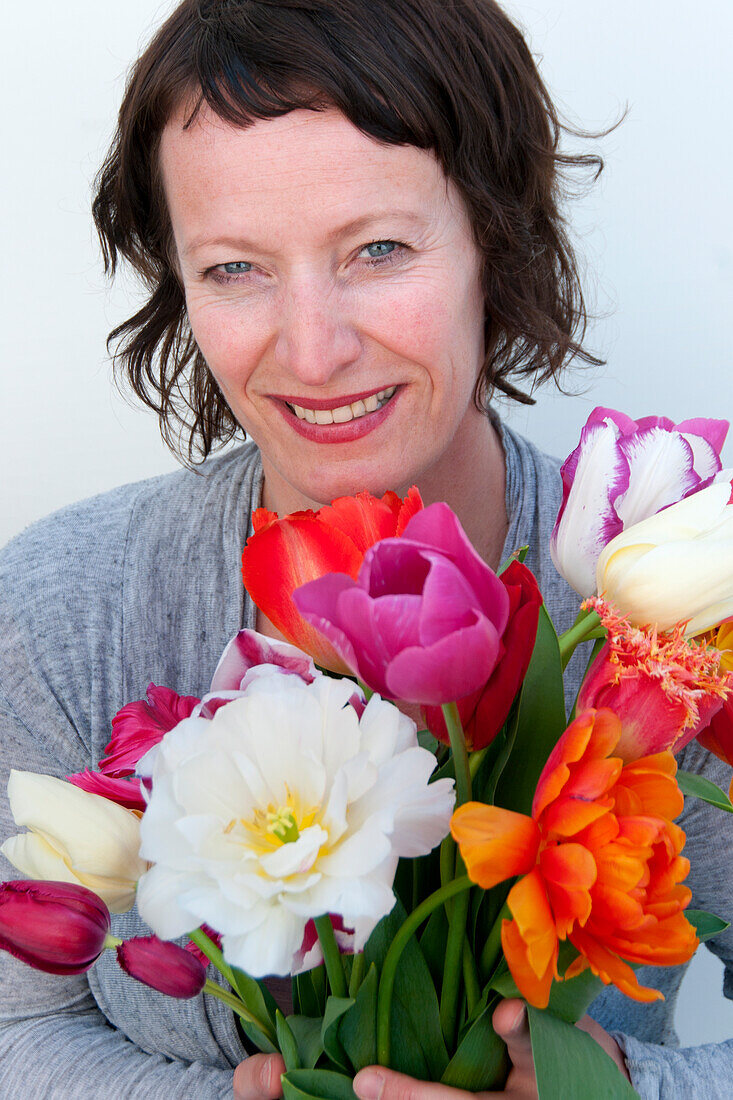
269,385,392,412
271,386,402,444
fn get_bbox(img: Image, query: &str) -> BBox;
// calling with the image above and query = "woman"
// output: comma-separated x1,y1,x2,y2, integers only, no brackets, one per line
0,1,730,1097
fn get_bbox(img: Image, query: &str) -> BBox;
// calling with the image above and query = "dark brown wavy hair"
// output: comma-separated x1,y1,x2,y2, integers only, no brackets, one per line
93,0,621,463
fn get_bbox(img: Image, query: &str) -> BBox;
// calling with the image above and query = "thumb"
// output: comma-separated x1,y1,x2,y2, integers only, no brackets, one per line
492,998,535,1076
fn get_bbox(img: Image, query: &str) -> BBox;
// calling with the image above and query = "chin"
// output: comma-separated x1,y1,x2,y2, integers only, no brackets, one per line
290,462,415,506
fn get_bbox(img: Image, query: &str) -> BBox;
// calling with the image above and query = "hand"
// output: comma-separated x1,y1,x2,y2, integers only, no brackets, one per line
233,1053,286,1099
352,999,631,1098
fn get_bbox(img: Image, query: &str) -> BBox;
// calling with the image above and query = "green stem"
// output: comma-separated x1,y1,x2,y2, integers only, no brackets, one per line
377,876,471,1066
462,938,481,1018
442,702,472,806
439,888,470,1047
203,979,277,1045
348,951,366,999
558,610,602,670
188,928,236,987
469,745,489,780
479,900,511,981
103,934,123,950
314,914,348,1000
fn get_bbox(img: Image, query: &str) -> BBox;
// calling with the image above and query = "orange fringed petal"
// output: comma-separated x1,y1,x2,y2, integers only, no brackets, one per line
502,869,559,1008
451,804,540,889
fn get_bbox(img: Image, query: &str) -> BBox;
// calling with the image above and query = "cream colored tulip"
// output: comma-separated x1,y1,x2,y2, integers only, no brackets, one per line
596,475,733,636
1,771,148,913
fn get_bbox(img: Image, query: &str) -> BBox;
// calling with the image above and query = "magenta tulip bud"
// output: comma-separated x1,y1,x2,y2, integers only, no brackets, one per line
116,935,206,998
0,880,110,974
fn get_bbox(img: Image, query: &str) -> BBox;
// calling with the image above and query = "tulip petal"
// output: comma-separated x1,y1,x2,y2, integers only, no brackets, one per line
209,630,316,692
451,803,539,889
385,612,502,705
401,504,510,632
615,427,699,528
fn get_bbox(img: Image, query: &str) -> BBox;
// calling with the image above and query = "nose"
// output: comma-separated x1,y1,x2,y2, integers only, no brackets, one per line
272,274,362,387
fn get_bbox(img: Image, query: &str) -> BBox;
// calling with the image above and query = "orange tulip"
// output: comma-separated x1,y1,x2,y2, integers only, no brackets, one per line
241,488,423,672
451,709,698,1008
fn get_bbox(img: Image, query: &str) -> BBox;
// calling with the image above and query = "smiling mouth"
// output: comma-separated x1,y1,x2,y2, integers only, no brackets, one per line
285,386,397,425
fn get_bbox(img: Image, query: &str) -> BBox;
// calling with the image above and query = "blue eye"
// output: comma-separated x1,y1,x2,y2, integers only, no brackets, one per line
361,241,398,260
222,261,253,274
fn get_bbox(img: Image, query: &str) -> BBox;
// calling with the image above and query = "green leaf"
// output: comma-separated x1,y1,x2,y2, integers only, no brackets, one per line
276,1010,301,1072
687,909,731,942
417,728,441,754
321,996,355,1074
441,992,508,1091
292,965,327,1018
339,963,378,1072
677,770,733,813
494,603,566,815
527,1006,639,1099
281,1068,356,1099
286,1015,324,1070
228,965,278,1040
418,907,449,991
365,900,448,1079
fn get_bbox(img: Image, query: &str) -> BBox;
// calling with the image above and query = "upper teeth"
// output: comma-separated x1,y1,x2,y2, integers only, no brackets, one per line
290,387,396,424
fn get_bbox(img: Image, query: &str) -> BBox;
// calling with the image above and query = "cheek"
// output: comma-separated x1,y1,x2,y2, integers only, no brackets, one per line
184,293,270,386
359,276,482,388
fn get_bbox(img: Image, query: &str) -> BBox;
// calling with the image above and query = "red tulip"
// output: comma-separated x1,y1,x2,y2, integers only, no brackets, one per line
696,622,733,792
423,560,542,749
99,685,200,777
241,488,423,672
0,880,110,975
116,935,206,998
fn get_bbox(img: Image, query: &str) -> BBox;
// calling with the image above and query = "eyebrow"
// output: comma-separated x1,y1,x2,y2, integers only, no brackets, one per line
181,210,429,258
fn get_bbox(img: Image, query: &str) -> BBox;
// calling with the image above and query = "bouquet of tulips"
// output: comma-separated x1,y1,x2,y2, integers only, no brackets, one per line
2,407,733,1099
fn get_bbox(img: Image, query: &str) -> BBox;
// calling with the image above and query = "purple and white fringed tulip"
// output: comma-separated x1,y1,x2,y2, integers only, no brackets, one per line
550,407,728,597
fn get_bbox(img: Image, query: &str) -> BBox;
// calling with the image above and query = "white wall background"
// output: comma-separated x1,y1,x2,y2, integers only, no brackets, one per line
1,0,732,1049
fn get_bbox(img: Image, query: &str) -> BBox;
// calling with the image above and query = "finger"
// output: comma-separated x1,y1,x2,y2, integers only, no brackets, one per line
233,1053,286,1099
353,1066,477,1099
492,999,535,1077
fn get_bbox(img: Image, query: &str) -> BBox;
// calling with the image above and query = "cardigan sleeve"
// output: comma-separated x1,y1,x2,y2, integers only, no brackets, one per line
0,495,243,1098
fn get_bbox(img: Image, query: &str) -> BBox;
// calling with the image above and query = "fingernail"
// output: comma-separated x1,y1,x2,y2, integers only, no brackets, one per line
509,1003,526,1031
353,1069,385,1099
259,1061,273,1091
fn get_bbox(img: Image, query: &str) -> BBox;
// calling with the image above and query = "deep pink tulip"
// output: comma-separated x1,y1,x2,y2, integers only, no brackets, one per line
67,768,146,811
0,880,110,975
294,503,511,705
116,935,206,998
99,685,200,777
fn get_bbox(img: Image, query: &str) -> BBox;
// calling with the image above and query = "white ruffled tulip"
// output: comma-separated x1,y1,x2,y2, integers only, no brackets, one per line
1,772,147,913
136,672,455,978
596,474,733,635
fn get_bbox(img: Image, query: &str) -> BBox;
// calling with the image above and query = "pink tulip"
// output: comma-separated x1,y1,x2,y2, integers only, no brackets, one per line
577,601,730,761
116,935,206,998
194,629,317,718
99,685,200,777
67,768,146,811
0,880,110,975
294,503,510,705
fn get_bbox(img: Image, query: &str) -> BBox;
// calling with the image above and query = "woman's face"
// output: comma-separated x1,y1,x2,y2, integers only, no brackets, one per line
160,105,487,508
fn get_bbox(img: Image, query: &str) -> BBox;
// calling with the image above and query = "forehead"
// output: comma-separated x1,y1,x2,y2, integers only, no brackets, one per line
158,104,460,244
